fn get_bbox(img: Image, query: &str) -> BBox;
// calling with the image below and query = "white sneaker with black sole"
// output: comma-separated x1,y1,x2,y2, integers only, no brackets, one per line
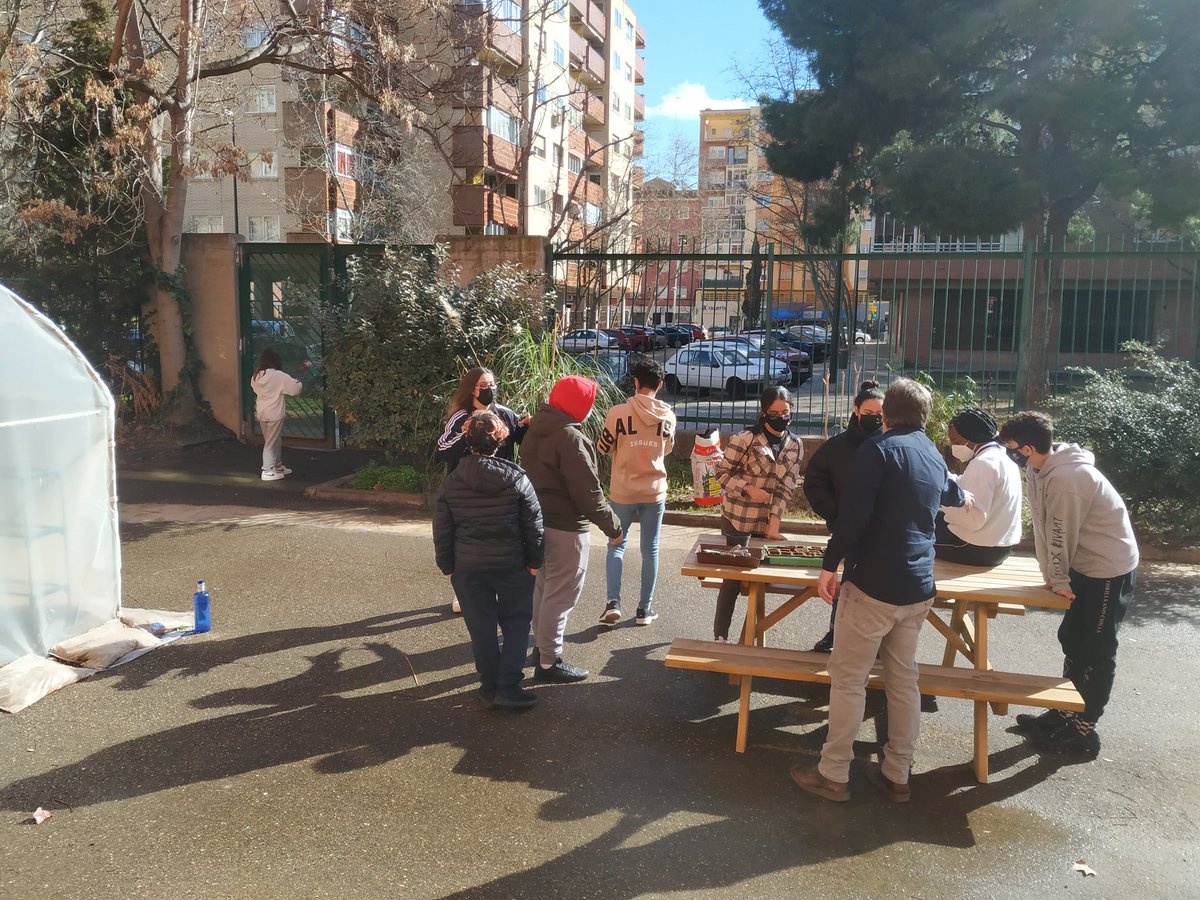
635,606,658,625
599,601,622,626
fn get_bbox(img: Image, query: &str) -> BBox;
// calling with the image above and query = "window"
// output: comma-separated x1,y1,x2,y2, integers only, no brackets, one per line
613,51,622,74
490,0,523,32
192,216,224,233
553,42,565,67
583,202,601,225
932,288,1020,352
623,100,632,120
243,84,276,114
532,184,549,208
612,92,620,112
536,80,547,105
333,143,354,177
243,25,269,48
568,154,583,174
1059,288,1153,353
330,13,367,48
251,152,278,178
533,135,546,158
614,9,622,31
554,0,568,18
485,105,520,144
329,208,353,242
625,63,633,83
626,20,633,41
722,127,732,138
553,144,563,167
247,216,280,242
708,146,726,160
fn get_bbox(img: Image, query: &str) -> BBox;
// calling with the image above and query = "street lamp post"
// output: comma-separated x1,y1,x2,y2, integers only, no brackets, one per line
673,234,688,323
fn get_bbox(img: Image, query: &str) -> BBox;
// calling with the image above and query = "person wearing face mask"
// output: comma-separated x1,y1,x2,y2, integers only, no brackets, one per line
711,386,805,642
934,407,1023,567
437,367,530,613
521,375,622,684
802,381,885,651
998,411,1138,758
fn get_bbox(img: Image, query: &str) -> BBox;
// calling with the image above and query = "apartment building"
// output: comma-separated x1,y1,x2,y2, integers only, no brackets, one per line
184,1,646,248
626,176,701,324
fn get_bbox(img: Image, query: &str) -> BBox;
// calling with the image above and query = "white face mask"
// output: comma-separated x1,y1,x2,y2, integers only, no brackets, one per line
951,443,975,463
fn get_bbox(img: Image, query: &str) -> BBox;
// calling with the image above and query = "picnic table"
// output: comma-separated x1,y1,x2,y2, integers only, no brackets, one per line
667,533,1079,782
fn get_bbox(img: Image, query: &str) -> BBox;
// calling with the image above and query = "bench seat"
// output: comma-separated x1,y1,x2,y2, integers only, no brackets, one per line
665,638,1082,710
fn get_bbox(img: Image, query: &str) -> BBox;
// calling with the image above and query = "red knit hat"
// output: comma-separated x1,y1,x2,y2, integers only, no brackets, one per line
548,375,597,423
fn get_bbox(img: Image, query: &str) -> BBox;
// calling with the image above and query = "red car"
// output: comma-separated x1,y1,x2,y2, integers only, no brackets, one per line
603,329,638,350
614,326,654,352
674,322,709,342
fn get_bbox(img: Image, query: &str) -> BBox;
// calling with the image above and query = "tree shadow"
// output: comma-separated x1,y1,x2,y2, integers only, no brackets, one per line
1122,561,1200,628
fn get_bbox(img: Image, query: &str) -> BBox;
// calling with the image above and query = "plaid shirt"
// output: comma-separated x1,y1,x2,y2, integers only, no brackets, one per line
714,428,804,533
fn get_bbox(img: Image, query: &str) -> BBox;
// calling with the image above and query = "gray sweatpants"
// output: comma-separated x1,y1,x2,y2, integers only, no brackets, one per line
260,417,285,471
532,527,590,666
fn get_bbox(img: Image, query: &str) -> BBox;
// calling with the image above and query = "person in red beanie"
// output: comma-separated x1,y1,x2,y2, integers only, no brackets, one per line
520,375,622,683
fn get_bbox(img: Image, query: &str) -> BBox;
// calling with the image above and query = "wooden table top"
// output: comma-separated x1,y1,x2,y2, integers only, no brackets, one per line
680,533,1071,610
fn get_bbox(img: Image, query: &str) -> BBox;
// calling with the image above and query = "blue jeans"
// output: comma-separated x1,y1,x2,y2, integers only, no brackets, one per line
605,500,665,610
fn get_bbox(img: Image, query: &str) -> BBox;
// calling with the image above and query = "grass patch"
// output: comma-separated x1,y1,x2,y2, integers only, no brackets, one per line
350,461,428,493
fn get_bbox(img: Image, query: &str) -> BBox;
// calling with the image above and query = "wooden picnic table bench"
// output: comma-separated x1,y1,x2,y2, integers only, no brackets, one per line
672,534,1079,782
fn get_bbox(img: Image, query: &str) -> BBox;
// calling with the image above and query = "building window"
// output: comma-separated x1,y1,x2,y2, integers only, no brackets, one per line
243,84,276,114
625,63,633,83
709,146,726,160
933,288,1020,352
299,146,325,168
248,216,280,242
485,105,520,144
251,152,278,179
490,0,523,33
243,25,269,48
533,135,546,158
623,100,632,120
614,9,622,31
329,207,353,242
536,80,547,105
553,144,563,167
192,216,225,233
568,154,583,174
613,51,622,74
722,127,732,138
554,0,568,18
553,42,565,67
533,184,549,208
329,13,367,48
333,143,354,177
626,20,633,41
1059,288,1153,353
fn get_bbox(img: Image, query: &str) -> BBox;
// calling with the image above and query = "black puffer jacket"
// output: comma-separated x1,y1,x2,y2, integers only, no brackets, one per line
433,454,544,574
803,415,874,529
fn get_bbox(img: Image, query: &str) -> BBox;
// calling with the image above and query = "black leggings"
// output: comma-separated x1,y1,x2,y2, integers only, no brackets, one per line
933,512,1011,567
713,518,766,640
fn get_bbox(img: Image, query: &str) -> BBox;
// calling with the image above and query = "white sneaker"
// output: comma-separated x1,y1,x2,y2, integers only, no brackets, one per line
274,464,293,475
451,596,462,614
261,469,285,481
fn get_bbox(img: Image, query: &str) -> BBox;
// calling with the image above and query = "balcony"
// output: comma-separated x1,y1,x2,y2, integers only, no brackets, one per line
635,22,645,49
633,130,644,157
634,54,645,85
585,138,606,170
452,184,520,229
456,5,523,71
583,91,606,128
569,0,606,45
569,32,606,84
569,30,586,67
451,126,519,176
450,63,519,110
584,177,604,208
634,92,644,121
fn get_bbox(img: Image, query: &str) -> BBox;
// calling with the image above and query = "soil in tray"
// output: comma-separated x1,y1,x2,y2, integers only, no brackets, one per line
764,545,825,558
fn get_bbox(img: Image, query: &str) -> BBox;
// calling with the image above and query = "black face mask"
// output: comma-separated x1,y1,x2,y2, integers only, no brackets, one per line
764,414,790,433
477,387,495,406
1006,447,1028,468
858,413,882,433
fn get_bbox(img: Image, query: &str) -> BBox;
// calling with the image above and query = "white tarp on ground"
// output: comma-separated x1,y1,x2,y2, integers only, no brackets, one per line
0,282,121,668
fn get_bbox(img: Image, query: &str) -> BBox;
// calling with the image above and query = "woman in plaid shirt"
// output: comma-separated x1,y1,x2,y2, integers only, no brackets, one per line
711,386,805,641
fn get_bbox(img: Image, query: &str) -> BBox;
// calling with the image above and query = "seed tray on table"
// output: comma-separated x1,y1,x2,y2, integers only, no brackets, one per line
762,544,826,567
696,544,765,569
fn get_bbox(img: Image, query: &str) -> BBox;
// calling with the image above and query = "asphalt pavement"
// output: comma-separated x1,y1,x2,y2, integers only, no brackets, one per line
2,440,1198,898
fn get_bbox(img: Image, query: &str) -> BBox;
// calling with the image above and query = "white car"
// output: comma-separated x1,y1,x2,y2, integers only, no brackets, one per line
557,329,613,352
662,340,790,399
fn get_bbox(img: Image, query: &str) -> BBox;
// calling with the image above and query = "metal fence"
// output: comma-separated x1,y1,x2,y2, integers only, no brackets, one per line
547,237,1200,435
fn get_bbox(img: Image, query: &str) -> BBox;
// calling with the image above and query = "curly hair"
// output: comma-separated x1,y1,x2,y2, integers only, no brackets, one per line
464,410,510,457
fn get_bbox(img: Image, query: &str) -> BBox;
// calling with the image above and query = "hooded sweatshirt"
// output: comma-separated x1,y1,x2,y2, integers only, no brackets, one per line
521,376,621,536
1026,442,1139,591
251,368,302,421
597,392,676,503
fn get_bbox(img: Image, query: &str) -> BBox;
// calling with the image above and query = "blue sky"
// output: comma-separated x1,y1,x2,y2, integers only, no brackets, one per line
635,0,778,180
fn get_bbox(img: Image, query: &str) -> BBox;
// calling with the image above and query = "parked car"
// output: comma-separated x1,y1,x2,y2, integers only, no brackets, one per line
674,322,709,342
628,325,668,349
572,349,633,392
711,336,812,387
557,329,614,352
603,328,637,350
609,326,653,352
662,340,790,400
652,325,689,348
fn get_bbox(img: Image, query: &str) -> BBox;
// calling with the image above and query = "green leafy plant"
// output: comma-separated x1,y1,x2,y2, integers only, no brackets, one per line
911,372,981,454
1054,342,1200,543
350,461,427,493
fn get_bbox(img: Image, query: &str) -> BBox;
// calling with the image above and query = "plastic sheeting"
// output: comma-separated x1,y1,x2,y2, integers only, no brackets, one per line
0,283,121,667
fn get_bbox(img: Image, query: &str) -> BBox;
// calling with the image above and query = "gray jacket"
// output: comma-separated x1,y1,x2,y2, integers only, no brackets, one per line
1026,443,1139,590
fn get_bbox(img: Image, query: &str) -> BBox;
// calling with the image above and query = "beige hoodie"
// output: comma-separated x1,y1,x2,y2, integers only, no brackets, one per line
597,392,676,503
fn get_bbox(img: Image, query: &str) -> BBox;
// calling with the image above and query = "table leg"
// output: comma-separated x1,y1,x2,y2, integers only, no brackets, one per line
941,602,968,667
733,583,765,748
973,601,990,783
735,669,752,753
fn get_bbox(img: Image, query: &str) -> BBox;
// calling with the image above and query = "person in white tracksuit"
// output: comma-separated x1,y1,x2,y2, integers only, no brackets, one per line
251,349,302,481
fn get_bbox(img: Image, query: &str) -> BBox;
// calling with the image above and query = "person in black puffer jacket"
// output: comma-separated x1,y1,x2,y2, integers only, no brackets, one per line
802,381,884,651
434,411,545,710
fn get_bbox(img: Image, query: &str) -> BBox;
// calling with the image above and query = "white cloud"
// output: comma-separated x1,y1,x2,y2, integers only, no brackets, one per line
646,82,750,119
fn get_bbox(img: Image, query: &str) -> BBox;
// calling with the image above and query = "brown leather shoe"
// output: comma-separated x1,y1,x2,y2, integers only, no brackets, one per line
864,762,911,803
790,765,850,802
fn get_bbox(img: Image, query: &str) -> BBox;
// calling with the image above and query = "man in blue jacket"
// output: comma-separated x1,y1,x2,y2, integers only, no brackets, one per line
791,378,970,804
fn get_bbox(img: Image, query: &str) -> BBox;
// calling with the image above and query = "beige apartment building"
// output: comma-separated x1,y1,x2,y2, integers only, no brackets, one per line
184,1,646,248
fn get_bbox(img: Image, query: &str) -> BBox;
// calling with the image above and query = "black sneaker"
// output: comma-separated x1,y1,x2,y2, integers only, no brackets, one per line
533,657,589,683
812,630,834,653
526,646,539,668
492,687,538,710
478,687,496,709
599,601,622,626
1015,708,1068,735
1036,719,1101,757
635,606,658,625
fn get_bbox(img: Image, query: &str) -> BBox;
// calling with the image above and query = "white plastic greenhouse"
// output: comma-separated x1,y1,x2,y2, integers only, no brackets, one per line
0,283,122,667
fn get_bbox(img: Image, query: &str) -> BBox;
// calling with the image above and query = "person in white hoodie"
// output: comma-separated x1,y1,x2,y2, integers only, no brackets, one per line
999,411,1139,757
251,349,303,481
596,357,676,627
935,408,1022,566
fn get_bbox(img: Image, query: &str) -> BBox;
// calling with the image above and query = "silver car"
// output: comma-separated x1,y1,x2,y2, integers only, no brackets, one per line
662,340,790,399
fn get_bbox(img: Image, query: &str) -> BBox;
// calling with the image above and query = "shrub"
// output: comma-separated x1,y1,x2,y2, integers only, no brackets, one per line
350,461,427,493
1054,342,1200,543
909,372,982,461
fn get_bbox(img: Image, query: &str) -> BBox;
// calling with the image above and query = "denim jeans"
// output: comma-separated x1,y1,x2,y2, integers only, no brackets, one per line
605,500,665,610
